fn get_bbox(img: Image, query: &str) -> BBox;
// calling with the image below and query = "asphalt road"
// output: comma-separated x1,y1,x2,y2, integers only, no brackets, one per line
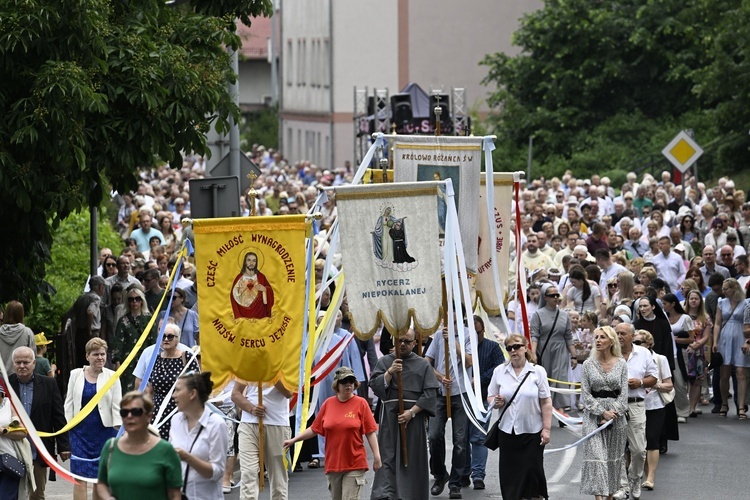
46,404,748,499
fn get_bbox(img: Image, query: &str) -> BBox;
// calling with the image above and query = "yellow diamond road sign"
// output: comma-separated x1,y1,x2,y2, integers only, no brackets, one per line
662,131,703,173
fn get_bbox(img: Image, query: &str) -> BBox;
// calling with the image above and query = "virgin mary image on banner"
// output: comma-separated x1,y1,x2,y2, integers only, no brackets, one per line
231,250,275,319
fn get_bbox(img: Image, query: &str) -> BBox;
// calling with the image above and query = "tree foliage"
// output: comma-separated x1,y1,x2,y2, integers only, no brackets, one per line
482,0,750,179
240,105,279,151
0,0,272,305
25,209,123,336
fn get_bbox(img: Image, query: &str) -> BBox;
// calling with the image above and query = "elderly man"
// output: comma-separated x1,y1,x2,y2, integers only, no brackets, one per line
613,324,658,500
700,245,730,284
370,328,440,500
624,227,649,259
9,347,71,500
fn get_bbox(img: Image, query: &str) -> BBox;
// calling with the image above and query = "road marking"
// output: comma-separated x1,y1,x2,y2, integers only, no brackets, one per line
548,447,577,483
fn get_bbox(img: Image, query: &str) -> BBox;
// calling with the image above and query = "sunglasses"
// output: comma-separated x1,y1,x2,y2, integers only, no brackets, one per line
608,283,618,288
339,378,357,385
545,293,560,298
120,407,145,417
506,344,524,351
106,263,117,267
162,334,178,341
633,340,643,346
127,297,143,303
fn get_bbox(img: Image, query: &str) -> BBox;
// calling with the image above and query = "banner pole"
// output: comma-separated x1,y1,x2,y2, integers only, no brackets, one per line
258,382,264,491
395,342,408,467
441,279,451,419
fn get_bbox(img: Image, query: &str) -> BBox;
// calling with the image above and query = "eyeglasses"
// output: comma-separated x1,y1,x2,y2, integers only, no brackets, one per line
506,344,525,351
162,334,178,341
397,339,415,345
127,297,143,303
721,253,732,257
545,293,560,298
633,340,643,346
120,407,145,417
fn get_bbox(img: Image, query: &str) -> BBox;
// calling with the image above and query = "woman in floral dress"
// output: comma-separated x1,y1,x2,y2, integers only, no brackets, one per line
580,326,629,499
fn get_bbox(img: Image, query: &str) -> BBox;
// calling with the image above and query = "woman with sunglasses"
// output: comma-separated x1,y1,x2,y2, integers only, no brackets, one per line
101,255,118,280
158,288,198,348
97,391,183,500
170,371,228,500
65,338,122,499
283,366,381,500
487,334,552,500
136,323,199,439
580,326,628,500
531,283,576,414
111,287,155,390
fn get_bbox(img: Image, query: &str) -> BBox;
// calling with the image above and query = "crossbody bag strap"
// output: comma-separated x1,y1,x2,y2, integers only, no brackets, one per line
495,370,533,426
537,309,560,361
183,424,205,495
107,437,117,482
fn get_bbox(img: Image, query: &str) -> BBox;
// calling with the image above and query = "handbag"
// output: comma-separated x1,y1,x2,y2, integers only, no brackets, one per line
656,356,676,405
0,453,26,479
181,424,205,500
483,371,533,451
535,309,560,362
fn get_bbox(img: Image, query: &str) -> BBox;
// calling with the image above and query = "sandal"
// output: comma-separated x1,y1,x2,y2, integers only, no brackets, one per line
739,409,748,420
308,458,320,469
720,405,729,417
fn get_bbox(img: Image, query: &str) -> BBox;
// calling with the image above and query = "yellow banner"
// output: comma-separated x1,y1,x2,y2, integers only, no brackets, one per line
193,216,308,391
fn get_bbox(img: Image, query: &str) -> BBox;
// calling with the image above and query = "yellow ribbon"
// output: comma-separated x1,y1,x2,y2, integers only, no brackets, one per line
547,377,581,387
39,247,187,437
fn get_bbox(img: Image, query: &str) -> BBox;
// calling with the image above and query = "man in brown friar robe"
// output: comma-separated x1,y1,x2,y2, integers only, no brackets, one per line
370,328,439,500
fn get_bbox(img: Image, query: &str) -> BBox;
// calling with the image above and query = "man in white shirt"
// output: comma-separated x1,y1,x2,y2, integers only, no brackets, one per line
554,232,579,267
594,249,628,300
651,237,685,292
232,380,293,500
614,323,658,500
522,234,555,276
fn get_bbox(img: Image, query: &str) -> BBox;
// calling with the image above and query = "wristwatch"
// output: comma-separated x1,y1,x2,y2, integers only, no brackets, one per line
409,409,416,419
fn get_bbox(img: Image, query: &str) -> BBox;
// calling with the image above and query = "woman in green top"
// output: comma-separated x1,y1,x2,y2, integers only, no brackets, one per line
111,288,155,390
97,391,182,500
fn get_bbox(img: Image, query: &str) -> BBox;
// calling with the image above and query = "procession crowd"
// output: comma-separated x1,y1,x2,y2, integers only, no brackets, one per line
1,144,749,500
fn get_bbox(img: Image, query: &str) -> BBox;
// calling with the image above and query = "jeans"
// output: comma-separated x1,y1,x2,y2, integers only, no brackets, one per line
463,402,490,480
429,394,468,489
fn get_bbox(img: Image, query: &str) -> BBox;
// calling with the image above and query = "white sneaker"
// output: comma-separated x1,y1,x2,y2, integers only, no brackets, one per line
677,416,687,423
613,489,629,500
630,478,641,499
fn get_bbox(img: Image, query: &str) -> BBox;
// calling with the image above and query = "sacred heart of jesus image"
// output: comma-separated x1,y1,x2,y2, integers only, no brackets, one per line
371,205,418,272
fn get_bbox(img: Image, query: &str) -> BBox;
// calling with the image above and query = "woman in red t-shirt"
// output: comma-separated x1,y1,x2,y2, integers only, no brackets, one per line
284,366,381,499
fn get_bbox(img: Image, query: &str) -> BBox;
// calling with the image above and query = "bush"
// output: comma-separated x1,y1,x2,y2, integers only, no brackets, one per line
26,207,122,336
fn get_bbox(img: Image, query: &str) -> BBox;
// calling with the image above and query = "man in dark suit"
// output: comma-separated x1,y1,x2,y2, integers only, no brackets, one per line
9,346,70,500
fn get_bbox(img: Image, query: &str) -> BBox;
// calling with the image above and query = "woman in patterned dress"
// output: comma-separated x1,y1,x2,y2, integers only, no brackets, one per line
683,289,711,417
142,323,199,439
65,338,122,499
580,326,629,500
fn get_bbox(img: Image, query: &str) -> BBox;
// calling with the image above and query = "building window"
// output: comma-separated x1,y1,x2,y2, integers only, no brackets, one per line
323,39,330,89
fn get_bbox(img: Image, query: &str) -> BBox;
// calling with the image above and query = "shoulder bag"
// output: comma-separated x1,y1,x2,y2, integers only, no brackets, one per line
483,370,533,451
0,453,26,479
536,309,560,362
656,355,676,405
181,424,205,500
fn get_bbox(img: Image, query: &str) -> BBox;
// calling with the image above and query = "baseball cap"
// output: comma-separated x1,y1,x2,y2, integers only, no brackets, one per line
333,366,356,383
675,244,686,253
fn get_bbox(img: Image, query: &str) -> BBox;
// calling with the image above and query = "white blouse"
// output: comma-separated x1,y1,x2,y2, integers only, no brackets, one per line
170,407,228,500
645,352,672,411
487,361,551,434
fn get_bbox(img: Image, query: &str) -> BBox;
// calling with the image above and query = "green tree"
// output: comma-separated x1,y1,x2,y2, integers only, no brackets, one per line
481,0,747,178
25,209,123,336
0,0,272,305
240,105,279,151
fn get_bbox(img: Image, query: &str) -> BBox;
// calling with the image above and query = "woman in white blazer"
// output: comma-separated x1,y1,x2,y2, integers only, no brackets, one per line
64,338,122,500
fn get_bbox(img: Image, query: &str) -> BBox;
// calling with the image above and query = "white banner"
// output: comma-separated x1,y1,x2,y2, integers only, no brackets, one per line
390,135,482,272
476,173,514,314
335,182,444,337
